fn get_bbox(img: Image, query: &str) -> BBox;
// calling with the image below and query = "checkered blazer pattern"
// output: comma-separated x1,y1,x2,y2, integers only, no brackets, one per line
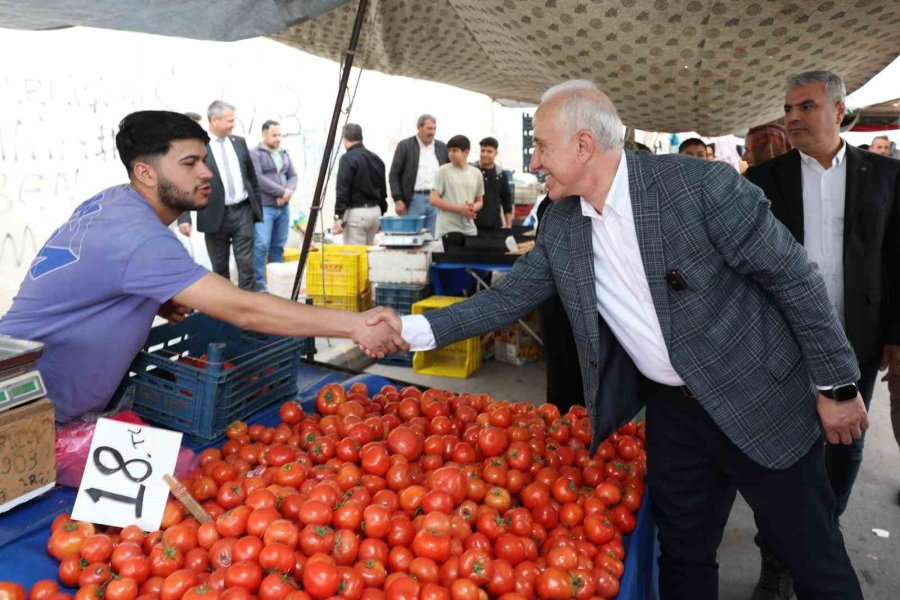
424,150,860,469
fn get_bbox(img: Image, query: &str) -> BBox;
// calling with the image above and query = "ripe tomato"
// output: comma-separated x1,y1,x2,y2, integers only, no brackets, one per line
224,561,263,593
609,505,637,534
160,570,198,600
258,572,299,600
79,534,114,563
387,426,424,461
182,584,221,600
259,542,296,574
302,560,340,598
317,384,347,415
28,581,58,600
0,584,26,600
457,549,492,585
535,566,573,600
279,401,305,425
477,427,509,457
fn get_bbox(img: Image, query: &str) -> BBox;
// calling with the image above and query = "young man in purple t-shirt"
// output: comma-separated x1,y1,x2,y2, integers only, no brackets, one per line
0,111,406,421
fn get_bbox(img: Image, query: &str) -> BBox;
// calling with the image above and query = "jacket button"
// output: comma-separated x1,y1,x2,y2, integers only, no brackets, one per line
589,360,598,367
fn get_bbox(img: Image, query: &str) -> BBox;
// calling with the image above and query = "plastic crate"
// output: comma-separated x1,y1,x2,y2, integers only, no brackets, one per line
380,216,425,234
310,288,373,312
373,283,432,316
412,296,482,378
306,245,369,296
282,247,300,262
377,351,414,367
127,313,316,442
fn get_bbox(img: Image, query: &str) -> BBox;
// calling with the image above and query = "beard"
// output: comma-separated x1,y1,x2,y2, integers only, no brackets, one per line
158,174,209,211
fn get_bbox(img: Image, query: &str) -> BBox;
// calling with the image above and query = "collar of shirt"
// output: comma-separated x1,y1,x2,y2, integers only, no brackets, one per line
580,150,629,220
798,140,846,171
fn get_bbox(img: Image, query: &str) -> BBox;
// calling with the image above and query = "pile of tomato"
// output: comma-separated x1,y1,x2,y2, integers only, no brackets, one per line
5,382,647,600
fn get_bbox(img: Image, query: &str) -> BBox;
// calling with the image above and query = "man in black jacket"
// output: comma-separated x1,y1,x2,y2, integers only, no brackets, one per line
746,69,900,600
177,100,261,291
473,137,513,234
333,123,387,245
388,114,448,236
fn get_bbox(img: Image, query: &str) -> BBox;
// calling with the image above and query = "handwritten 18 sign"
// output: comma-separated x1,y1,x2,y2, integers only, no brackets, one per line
71,418,182,531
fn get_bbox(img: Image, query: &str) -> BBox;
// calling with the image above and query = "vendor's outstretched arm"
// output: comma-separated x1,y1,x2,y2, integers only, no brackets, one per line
173,273,406,356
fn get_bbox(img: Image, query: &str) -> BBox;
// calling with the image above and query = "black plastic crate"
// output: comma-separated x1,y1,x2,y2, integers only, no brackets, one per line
377,352,414,367
126,313,315,442
373,283,432,316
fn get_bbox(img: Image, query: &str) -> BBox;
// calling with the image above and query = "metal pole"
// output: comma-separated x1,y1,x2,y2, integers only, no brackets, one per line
291,0,370,301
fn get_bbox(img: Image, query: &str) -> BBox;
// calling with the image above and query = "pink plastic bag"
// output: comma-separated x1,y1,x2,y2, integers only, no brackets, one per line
55,406,197,488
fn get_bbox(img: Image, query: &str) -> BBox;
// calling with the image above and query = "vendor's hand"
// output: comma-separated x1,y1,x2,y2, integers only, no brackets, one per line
880,344,900,382
158,300,194,323
395,200,407,216
816,392,868,445
178,223,192,237
459,203,477,220
353,311,407,358
332,219,344,234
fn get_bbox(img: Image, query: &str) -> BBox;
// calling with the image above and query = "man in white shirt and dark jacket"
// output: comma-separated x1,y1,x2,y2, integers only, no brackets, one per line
745,70,900,600
388,114,448,236
366,80,869,600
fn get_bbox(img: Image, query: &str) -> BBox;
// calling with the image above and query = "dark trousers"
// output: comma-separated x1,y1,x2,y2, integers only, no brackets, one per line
538,293,584,413
643,378,862,600
825,357,880,515
204,201,255,291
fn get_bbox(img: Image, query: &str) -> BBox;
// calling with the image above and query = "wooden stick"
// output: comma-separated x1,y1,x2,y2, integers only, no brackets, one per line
163,474,211,524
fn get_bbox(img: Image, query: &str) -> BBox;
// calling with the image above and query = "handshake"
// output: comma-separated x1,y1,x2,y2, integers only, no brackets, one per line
352,306,408,358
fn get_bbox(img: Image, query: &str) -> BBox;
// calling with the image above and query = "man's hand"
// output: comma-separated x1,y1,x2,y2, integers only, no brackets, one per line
816,393,869,445
276,196,288,207
880,344,900,382
283,188,294,200
332,219,344,234
178,223,192,237
352,309,407,358
395,200,407,216
157,300,194,324
459,203,477,220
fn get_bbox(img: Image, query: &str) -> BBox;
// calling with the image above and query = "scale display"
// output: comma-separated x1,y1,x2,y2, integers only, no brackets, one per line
0,371,46,412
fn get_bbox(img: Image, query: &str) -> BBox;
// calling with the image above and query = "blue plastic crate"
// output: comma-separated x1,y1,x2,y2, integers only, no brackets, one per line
126,313,316,442
373,283,432,315
380,215,425,234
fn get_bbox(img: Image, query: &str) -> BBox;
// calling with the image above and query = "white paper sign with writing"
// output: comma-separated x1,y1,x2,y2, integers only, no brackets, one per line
71,418,182,531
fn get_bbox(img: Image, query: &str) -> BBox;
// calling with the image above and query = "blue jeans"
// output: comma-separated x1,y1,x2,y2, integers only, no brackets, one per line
406,192,437,236
254,205,290,291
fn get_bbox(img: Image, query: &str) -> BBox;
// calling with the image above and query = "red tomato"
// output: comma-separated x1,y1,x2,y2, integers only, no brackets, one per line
302,560,341,598
224,561,263,593
160,570,198,600
0,584,26,600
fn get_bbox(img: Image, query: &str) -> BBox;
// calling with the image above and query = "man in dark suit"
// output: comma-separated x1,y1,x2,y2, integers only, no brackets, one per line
745,70,900,600
368,80,867,599
388,114,448,236
177,100,261,291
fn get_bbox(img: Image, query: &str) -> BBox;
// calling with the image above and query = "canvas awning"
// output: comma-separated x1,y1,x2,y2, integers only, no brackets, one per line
2,0,898,134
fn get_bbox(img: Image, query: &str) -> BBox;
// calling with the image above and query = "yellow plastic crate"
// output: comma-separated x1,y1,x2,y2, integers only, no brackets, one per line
310,288,372,312
412,296,481,378
282,248,300,262
306,245,369,296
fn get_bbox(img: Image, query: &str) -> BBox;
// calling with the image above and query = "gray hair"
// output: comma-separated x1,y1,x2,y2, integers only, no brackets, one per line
872,134,890,143
342,123,363,142
540,80,624,151
785,71,846,104
207,100,236,120
417,114,436,128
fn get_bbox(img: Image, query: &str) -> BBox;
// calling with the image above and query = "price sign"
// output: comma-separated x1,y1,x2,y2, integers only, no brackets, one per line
71,418,182,530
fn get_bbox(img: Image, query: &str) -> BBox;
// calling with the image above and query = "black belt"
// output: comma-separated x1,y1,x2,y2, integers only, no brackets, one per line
413,189,431,194
348,202,381,209
225,199,249,210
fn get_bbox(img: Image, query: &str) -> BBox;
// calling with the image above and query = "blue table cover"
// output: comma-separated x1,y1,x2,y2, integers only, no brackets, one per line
0,363,659,598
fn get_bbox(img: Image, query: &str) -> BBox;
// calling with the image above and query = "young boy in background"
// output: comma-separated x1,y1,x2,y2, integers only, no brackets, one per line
430,135,484,238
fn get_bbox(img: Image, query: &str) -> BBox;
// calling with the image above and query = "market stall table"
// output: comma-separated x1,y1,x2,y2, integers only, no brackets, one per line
0,362,659,599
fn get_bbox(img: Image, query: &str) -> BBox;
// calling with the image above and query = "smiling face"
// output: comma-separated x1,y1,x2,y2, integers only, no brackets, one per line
142,139,213,211
784,81,844,157
529,102,583,200
480,145,498,168
209,108,236,138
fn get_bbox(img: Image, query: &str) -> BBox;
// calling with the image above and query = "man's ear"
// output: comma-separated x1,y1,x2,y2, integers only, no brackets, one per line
575,130,596,163
835,101,846,126
131,160,157,188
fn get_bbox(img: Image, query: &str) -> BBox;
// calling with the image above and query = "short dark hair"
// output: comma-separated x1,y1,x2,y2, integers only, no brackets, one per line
262,120,280,132
678,138,707,153
479,137,499,149
115,111,210,174
342,123,363,142
447,135,470,152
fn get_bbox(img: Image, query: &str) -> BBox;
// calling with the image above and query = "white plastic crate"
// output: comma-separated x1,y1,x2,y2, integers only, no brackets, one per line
367,244,435,285
266,261,305,298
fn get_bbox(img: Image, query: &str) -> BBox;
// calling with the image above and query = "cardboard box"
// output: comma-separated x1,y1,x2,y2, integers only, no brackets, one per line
494,322,542,366
0,398,56,513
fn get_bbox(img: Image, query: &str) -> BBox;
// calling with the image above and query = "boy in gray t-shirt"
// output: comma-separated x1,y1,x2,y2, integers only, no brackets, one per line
430,135,484,238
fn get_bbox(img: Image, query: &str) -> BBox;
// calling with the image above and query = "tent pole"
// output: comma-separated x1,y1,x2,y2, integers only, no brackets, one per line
291,0,369,301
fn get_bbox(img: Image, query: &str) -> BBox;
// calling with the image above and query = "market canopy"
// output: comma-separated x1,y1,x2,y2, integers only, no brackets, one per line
2,0,899,134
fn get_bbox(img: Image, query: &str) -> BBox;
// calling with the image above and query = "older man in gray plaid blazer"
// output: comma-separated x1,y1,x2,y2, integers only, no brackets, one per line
368,81,867,599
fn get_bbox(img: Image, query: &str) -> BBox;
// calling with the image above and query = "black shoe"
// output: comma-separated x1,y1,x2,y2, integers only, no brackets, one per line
751,553,795,600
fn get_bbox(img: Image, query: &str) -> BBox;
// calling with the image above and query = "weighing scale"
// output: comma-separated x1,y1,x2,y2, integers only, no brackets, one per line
379,232,430,247
0,335,47,413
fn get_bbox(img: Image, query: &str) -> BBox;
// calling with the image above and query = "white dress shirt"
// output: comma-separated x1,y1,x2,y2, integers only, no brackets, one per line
401,151,684,386
413,137,440,191
210,135,249,205
799,142,847,328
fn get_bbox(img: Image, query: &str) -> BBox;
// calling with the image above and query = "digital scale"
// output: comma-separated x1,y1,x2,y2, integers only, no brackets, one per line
0,335,47,413
379,231,430,247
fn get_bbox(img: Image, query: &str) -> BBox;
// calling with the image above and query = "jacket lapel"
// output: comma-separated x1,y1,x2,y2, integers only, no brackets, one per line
626,151,671,345
775,150,804,244
569,202,602,356
843,144,870,248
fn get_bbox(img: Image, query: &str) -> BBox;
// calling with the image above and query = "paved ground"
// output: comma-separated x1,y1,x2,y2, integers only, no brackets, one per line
319,341,900,597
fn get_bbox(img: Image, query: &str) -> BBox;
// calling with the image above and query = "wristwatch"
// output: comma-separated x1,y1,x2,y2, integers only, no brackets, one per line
821,383,858,402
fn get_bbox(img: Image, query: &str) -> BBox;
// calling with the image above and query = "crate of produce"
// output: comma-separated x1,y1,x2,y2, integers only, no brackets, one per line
380,215,426,234
368,245,433,285
412,296,481,378
310,288,372,312
127,313,315,442
373,283,432,315
306,244,369,296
